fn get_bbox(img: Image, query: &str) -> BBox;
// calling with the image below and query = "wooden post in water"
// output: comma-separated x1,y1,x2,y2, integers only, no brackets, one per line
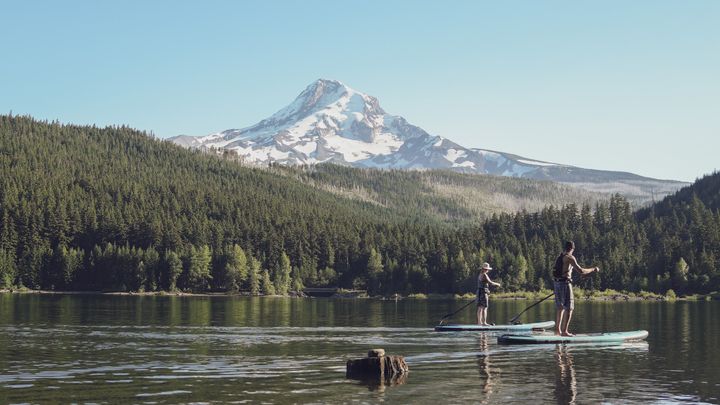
346,348,408,389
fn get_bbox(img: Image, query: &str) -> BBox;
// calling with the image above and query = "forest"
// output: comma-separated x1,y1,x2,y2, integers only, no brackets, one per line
1,115,718,295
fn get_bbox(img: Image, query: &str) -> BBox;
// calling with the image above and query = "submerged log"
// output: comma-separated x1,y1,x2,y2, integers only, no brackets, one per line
346,348,409,382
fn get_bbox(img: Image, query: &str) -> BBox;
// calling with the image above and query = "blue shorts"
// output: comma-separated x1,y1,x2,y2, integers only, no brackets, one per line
554,280,574,311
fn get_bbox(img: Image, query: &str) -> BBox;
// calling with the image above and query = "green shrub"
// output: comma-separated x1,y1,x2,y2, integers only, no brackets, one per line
427,293,454,300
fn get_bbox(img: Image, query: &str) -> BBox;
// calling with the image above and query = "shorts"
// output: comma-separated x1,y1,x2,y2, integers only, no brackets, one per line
477,293,489,308
554,280,574,311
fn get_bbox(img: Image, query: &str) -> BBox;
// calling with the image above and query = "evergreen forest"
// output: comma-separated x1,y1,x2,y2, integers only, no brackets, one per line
1,115,718,295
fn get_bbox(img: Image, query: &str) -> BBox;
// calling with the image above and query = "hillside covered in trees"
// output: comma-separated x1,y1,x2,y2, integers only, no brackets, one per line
266,163,611,224
0,115,718,295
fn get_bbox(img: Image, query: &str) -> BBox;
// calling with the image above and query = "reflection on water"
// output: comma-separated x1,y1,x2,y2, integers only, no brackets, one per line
475,333,494,403
0,295,718,404
351,370,409,394
554,346,576,405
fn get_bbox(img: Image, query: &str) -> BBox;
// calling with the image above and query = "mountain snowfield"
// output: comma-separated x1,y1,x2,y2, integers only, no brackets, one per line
170,79,686,200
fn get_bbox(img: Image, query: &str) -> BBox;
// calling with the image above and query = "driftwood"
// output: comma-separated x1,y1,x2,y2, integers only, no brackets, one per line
346,349,408,390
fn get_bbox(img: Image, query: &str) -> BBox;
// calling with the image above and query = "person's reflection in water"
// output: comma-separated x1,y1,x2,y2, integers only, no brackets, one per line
554,345,577,405
476,333,494,403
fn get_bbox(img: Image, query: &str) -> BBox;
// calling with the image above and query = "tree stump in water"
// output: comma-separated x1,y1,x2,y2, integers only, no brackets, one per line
346,348,408,389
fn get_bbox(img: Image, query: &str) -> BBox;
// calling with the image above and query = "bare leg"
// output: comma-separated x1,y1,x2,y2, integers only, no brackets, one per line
555,308,564,335
561,309,574,336
482,307,489,325
478,306,487,325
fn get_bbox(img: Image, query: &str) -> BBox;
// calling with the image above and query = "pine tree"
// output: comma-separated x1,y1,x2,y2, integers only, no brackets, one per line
248,256,261,295
216,244,248,292
671,257,689,294
367,247,383,294
188,245,212,291
0,210,18,253
291,266,304,293
165,250,183,292
0,249,17,288
60,246,84,289
261,269,275,295
451,249,470,292
274,252,292,295
516,254,529,290
143,247,160,291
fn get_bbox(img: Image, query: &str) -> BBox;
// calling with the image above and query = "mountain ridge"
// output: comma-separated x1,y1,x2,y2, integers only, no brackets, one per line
169,79,687,203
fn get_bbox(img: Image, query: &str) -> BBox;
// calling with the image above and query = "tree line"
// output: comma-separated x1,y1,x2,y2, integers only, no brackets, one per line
0,115,718,295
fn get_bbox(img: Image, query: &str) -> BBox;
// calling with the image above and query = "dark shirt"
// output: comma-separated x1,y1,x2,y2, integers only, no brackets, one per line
477,274,490,294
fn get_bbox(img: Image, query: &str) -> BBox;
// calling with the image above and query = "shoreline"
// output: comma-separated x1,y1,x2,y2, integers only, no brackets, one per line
1,288,716,301
0,289,227,297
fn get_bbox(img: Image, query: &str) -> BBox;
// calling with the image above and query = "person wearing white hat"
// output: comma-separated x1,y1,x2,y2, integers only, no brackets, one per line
477,262,502,326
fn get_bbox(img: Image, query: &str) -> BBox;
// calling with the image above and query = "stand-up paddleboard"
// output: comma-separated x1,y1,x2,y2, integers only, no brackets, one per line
434,320,555,332
497,330,649,344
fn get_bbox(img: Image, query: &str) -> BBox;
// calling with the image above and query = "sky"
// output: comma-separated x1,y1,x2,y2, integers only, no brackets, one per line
1,0,718,182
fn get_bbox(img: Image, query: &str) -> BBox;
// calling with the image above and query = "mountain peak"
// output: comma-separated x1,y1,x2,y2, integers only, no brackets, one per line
249,79,380,131
295,78,352,110
310,78,347,89
168,80,687,204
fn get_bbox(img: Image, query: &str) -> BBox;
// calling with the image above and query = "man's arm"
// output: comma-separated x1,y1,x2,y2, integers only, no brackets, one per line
570,255,600,276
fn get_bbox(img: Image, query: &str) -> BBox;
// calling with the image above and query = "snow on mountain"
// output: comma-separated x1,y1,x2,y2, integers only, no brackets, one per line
168,79,687,197
186,79,409,166
169,78,541,175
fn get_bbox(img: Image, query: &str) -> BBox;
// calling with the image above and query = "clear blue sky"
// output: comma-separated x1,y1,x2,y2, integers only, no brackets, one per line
2,1,718,182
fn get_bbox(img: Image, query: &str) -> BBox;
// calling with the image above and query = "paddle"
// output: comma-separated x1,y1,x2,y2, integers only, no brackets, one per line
508,292,554,325
508,273,595,325
437,298,476,325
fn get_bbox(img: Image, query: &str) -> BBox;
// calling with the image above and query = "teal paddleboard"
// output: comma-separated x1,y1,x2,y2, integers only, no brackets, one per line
434,320,555,332
497,330,649,344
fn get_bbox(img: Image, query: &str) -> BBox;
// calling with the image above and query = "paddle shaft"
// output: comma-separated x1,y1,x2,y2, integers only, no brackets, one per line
509,274,594,324
509,292,554,324
438,298,477,325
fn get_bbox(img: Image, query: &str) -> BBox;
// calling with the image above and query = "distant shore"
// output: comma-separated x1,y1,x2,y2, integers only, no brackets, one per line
1,288,717,301
410,289,719,302
0,288,223,297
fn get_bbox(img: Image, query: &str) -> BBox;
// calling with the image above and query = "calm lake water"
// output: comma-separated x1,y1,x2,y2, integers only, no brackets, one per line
0,294,718,404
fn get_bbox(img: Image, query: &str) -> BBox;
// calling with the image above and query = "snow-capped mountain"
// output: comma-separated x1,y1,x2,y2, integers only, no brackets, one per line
169,79,686,197
170,79,555,174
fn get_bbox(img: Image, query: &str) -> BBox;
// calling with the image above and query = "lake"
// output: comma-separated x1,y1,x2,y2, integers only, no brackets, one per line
0,294,718,404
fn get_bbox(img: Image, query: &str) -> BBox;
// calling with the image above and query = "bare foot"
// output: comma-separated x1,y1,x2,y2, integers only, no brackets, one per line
555,331,562,336
561,332,575,337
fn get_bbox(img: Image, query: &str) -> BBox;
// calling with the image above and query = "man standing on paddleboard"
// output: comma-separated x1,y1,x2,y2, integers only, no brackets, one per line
554,241,600,336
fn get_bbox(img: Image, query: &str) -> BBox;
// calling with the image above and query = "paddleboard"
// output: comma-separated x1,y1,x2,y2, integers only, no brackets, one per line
497,330,649,344
434,320,555,332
